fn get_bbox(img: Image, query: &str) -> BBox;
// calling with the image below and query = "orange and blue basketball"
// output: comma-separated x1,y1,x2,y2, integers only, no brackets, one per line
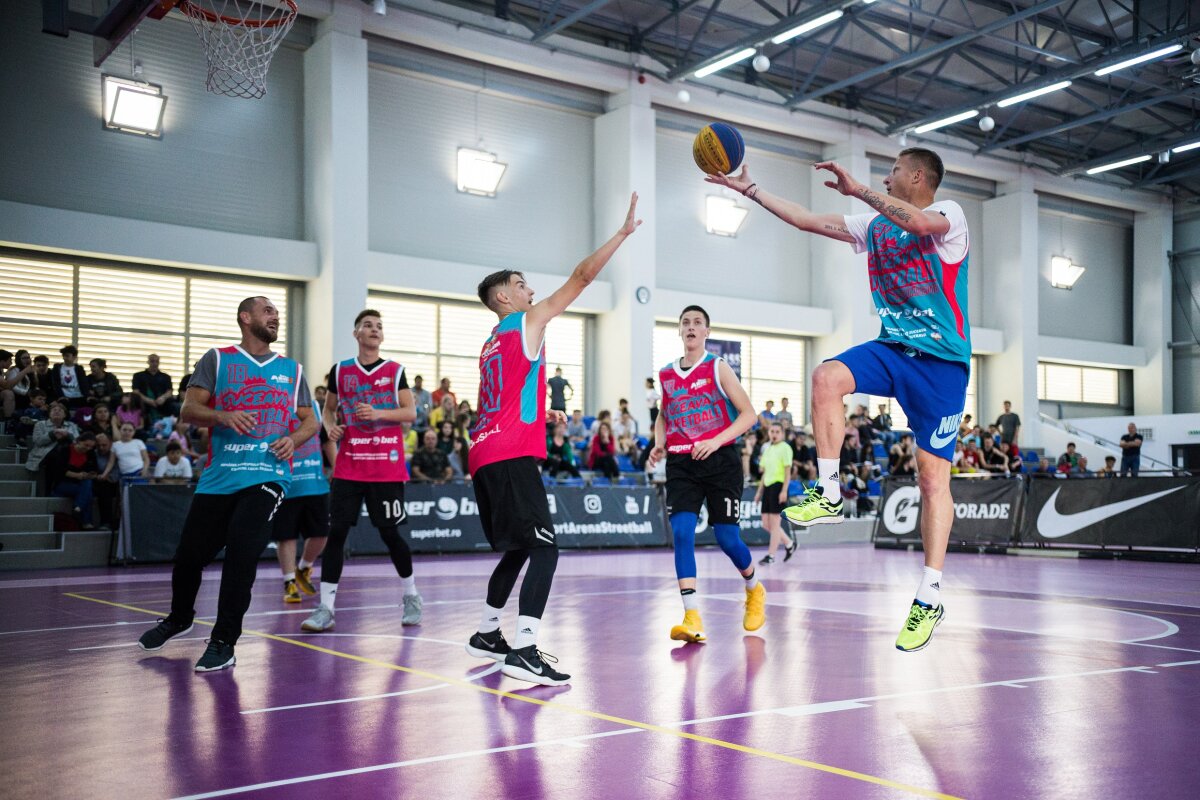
693,122,745,175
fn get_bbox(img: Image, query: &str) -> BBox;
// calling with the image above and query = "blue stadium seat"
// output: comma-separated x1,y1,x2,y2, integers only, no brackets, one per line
787,480,803,496
616,476,638,487
867,479,881,496
873,443,887,459
557,476,585,487
616,454,635,472
591,476,612,487
636,436,649,449
582,416,596,430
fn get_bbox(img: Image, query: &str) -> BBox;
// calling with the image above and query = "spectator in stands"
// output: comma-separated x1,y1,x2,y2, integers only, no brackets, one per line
402,422,418,459
1006,444,1024,474
1098,455,1118,478
645,377,660,426
15,388,49,445
1057,442,1080,473
27,401,79,476
411,429,452,483
436,420,457,454
457,399,476,430
958,414,973,439
177,372,191,397
448,436,470,480
587,421,620,480
613,409,639,458
1,349,22,422
547,366,573,414
758,400,777,429
29,354,53,399
961,424,982,449
959,439,983,473
429,395,456,431
566,409,588,444
950,441,966,474
132,354,176,419
985,424,1002,447
51,345,88,409
545,422,581,479
46,430,99,529
1072,455,1095,478
86,358,123,409
871,403,896,449
1030,457,1057,478
410,375,432,432
4,350,34,416
1119,422,1143,477
995,400,1021,447
153,441,193,484
838,466,862,517
150,413,176,440
167,420,201,462
87,402,114,438
891,451,917,477
980,437,1010,474
92,432,119,527
839,433,860,475
115,392,147,438
589,409,612,439
775,397,794,432
112,421,150,480
889,433,915,472
430,377,455,408
791,431,816,483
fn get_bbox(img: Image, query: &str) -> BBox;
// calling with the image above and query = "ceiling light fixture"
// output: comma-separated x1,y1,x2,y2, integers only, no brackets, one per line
1084,154,1151,175
912,109,979,134
770,11,844,45
101,75,167,138
996,80,1072,108
1171,140,1200,154
1050,256,1085,289
705,196,748,237
694,48,756,78
1093,43,1183,76
456,147,507,196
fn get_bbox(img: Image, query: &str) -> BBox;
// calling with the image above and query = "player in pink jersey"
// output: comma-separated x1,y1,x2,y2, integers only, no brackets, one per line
464,193,641,687
647,305,763,644
301,309,420,634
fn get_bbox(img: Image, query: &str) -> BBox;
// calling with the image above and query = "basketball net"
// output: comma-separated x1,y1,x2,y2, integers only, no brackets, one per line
177,0,298,99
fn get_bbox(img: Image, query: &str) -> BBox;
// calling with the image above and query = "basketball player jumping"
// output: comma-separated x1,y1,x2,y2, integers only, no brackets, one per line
465,192,641,686
301,309,421,633
708,148,971,651
646,305,764,644
137,296,318,671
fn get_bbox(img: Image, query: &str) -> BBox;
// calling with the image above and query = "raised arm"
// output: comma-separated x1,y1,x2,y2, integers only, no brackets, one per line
705,165,855,243
526,193,642,343
815,161,949,237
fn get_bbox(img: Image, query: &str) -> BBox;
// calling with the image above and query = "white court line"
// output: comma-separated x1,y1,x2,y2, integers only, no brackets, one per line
69,637,208,652
1156,659,1200,667
171,728,644,800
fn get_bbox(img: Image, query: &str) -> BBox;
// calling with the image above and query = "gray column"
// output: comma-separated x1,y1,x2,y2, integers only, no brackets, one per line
1132,200,1173,415
303,11,370,377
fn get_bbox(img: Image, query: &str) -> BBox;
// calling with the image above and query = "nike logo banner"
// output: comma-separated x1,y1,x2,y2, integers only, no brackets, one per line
1025,478,1200,548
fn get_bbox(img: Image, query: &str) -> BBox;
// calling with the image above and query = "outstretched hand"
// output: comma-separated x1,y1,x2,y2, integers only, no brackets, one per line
619,192,643,237
704,164,753,194
814,161,861,196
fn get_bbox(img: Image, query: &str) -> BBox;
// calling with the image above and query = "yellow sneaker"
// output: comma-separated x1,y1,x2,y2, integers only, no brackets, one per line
670,609,706,643
283,579,301,603
743,583,766,631
295,566,317,595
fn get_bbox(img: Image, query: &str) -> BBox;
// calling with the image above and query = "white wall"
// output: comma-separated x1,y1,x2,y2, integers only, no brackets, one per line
0,3,305,240
1037,210,1133,344
367,64,595,275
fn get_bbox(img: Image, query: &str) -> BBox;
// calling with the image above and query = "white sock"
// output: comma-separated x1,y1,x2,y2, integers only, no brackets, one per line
298,559,312,570
283,571,295,582
915,567,942,607
400,575,417,597
479,603,503,633
744,571,759,590
817,458,841,502
680,588,699,611
321,581,338,611
514,615,539,649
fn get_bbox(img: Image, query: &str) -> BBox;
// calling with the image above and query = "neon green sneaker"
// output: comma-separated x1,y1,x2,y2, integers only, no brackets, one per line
895,600,945,652
782,486,844,527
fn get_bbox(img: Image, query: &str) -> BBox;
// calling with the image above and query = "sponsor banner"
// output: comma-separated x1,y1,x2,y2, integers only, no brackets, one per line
348,484,668,555
1022,477,1200,548
705,338,742,379
693,487,771,548
119,483,274,562
875,477,1022,545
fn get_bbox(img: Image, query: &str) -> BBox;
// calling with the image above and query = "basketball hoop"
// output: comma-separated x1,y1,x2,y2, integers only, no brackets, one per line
177,0,298,99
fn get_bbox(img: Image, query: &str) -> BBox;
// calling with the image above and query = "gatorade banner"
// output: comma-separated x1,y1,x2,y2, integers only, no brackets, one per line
348,483,669,555
693,487,771,548
875,477,1022,545
1021,476,1200,549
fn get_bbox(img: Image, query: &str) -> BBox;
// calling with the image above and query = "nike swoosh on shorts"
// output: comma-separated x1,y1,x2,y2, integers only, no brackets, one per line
929,429,958,449
1036,485,1185,539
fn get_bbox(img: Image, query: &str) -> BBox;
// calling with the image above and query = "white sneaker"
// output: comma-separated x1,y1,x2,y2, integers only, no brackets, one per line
301,604,335,632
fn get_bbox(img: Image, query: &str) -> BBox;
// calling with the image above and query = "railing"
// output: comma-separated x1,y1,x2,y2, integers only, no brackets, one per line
1037,412,1185,474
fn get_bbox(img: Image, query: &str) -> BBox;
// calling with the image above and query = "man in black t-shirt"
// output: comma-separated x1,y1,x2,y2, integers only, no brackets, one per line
995,400,1021,446
1119,422,1143,477
132,354,177,418
546,367,572,413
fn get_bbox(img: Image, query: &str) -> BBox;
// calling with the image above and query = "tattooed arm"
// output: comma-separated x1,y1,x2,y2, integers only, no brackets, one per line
814,161,950,237
704,165,856,243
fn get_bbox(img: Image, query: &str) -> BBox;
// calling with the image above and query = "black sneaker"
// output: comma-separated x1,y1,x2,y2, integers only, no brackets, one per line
500,645,570,686
138,618,194,651
784,539,797,562
465,629,512,662
758,554,776,565
194,639,236,673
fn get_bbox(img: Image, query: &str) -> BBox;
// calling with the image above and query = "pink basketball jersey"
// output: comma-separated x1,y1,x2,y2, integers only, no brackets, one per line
332,358,409,482
470,312,547,471
658,353,737,454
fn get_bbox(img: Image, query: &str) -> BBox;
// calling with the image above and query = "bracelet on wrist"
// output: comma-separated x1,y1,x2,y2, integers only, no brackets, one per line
743,183,758,198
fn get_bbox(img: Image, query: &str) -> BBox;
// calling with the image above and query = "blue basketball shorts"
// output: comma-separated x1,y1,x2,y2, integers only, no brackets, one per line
829,340,969,462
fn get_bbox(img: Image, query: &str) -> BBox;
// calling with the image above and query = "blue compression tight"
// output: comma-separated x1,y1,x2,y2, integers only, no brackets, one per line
671,513,753,579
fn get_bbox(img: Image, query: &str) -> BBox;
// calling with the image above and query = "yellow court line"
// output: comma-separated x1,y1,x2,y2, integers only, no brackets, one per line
65,592,963,800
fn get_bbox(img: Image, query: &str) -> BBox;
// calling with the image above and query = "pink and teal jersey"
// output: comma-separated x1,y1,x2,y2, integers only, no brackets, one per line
846,200,972,365
332,358,408,483
470,312,547,471
658,353,737,455
197,347,300,495
287,409,329,498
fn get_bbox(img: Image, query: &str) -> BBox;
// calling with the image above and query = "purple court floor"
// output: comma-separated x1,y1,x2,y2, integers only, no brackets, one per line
3,545,1199,800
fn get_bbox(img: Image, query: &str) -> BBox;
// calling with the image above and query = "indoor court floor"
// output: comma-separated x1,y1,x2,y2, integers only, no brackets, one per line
3,544,1198,799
